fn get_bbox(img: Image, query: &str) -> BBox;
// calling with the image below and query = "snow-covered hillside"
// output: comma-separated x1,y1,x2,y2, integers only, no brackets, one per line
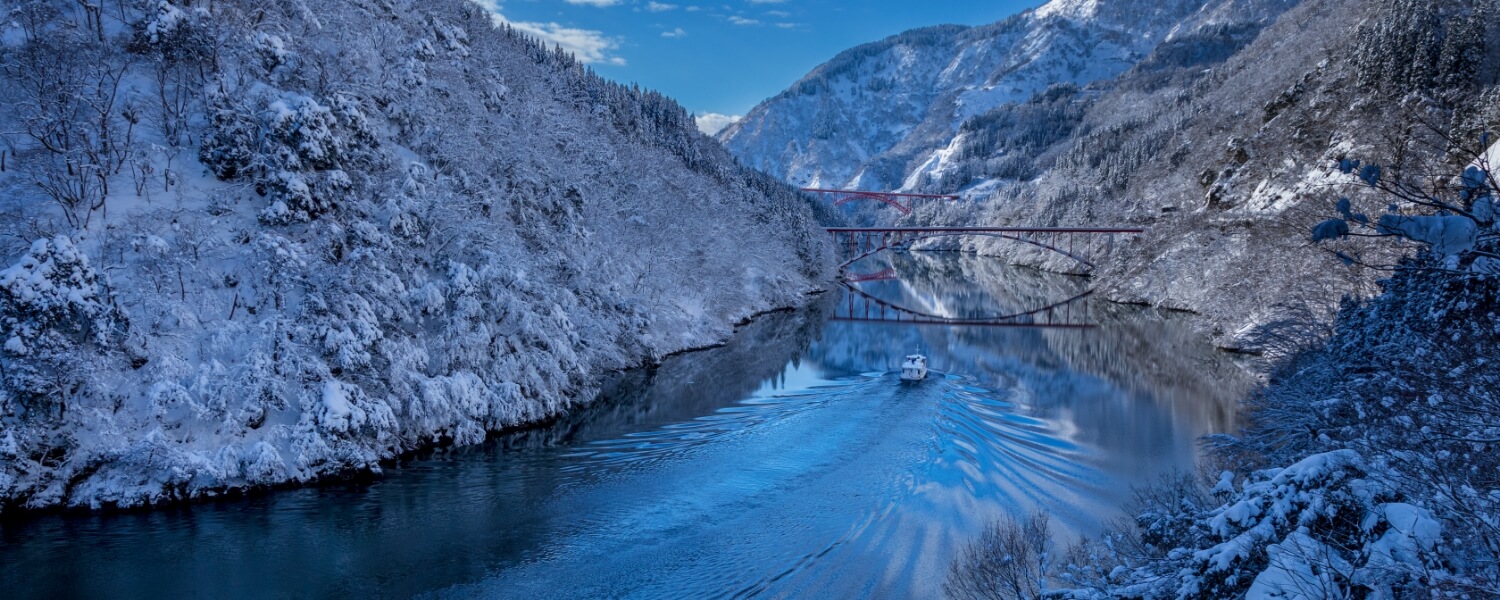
0,0,831,511
722,0,1498,348
949,147,1500,599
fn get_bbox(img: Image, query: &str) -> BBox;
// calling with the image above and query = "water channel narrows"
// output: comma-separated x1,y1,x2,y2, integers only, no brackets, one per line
0,253,1251,599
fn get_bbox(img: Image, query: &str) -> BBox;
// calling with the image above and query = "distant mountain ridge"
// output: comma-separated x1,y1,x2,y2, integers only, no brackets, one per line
719,0,1253,191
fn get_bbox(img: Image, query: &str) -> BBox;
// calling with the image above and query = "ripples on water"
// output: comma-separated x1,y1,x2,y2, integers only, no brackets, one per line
0,253,1251,599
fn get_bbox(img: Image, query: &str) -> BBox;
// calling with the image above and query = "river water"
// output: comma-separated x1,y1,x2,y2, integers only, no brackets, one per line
0,253,1250,599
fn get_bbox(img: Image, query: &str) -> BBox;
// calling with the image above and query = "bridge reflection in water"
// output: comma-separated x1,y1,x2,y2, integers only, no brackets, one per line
830,226,1145,275
835,281,1097,328
833,224,1144,329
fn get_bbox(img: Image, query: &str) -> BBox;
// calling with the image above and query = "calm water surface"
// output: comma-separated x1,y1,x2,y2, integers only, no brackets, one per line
0,253,1250,599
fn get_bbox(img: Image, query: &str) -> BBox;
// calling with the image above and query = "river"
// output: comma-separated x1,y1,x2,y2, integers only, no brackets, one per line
0,252,1250,599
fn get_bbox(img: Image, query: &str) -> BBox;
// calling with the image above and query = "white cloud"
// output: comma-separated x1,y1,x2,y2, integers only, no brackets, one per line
695,113,741,136
564,0,622,6
728,15,759,25
774,22,798,29
747,0,787,3
661,27,687,38
512,21,626,65
471,1,626,66
646,1,678,11
765,9,790,17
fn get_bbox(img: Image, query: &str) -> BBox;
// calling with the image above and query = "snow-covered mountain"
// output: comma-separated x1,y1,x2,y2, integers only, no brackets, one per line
719,0,1261,191
723,0,1494,346
0,0,830,511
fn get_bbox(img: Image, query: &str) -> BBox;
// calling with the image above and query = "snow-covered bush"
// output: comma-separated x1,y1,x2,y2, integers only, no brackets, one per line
1112,451,1446,599
126,1,220,147
0,236,117,409
251,32,293,75
1231,257,1500,592
959,455,1455,598
132,1,213,58
945,457,1454,600
200,84,378,222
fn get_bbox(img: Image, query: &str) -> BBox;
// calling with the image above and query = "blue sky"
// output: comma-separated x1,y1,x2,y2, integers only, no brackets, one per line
475,1,1041,131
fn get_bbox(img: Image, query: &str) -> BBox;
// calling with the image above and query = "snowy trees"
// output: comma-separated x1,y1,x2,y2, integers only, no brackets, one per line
129,0,221,148
917,83,1090,192
0,0,830,512
0,236,118,417
1236,262,1500,591
200,86,378,223
951,451,1465,598
1075,453,1451,599
1351,0,1489,102
1242,144,1500,589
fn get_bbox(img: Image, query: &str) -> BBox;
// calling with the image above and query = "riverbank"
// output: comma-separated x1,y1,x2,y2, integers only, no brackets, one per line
947,235,1500,597
0,281,835,518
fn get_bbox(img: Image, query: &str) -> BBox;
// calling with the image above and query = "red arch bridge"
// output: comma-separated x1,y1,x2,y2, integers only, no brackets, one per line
830,226,1145,328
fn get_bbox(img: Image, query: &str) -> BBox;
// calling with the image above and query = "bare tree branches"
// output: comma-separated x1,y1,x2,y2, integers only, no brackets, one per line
1,1,137,228
946,513,1055,600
